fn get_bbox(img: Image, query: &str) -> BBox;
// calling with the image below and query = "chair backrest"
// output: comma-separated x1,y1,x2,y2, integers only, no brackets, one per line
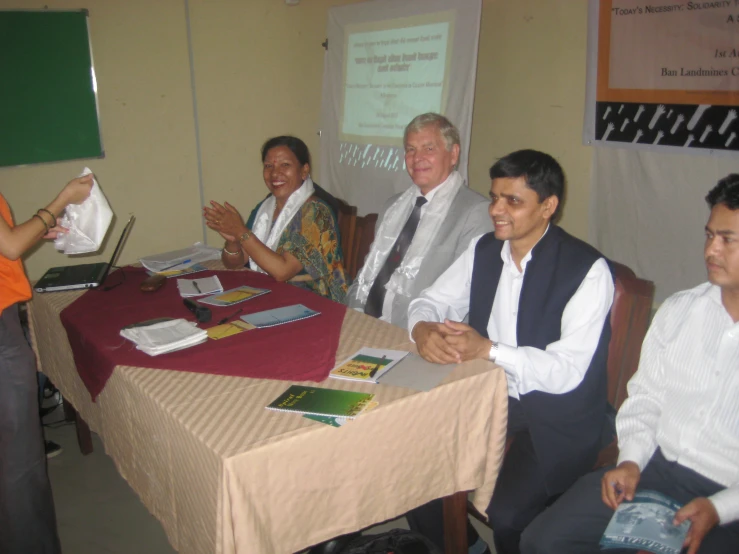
606,261,656,410
349,212,379,280
335,198,357,274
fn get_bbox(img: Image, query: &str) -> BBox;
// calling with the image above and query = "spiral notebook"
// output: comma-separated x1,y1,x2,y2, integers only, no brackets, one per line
240,304,319,328
329,348,408,383
266,385,375,419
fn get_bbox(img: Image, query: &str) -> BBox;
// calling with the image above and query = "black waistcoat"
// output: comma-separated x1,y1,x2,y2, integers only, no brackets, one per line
469,225,613,494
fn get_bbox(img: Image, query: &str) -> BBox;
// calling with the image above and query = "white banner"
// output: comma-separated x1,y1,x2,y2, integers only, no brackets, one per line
585,0,739,153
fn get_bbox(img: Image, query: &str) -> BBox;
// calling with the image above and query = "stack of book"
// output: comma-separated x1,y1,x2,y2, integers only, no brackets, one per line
120,319,207,356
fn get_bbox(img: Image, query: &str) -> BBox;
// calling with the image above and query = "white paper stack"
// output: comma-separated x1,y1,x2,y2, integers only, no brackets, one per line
120,319,207,356
139,243,222,273
177,276,223,297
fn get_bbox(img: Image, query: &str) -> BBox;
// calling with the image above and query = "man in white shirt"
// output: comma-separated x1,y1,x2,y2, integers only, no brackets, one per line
346,113,492,328
521,173,739,554
405,150,615,554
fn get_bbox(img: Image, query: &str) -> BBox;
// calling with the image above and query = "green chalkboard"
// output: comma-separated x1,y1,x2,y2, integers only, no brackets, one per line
0,10,103,167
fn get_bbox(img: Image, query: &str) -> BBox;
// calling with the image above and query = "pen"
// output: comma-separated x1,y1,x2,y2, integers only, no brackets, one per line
217,308,243,325
611,481,623,496
369,355,387,379
160,258,192,272
193,281,202,294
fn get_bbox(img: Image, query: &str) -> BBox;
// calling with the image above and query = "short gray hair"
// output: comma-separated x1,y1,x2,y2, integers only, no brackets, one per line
403,112,460,152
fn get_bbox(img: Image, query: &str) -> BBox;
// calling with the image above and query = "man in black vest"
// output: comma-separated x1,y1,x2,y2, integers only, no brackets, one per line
406,150,615,554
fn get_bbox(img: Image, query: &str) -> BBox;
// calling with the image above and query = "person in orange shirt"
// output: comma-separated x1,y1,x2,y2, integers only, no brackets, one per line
0,175,92,554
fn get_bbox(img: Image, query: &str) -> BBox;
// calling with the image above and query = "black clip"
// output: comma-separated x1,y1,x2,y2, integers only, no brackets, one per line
183,299,212,323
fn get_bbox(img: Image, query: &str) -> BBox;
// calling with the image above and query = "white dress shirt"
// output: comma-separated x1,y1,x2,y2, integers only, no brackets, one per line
408,232,614,399
616,282,739,524
380,177,451,322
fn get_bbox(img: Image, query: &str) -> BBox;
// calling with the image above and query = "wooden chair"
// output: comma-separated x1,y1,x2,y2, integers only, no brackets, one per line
468,260,656,536
594,260,656,468
335,198,357,275
347,212,378,280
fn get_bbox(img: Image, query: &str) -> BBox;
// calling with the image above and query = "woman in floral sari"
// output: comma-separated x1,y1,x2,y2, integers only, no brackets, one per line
203,136,347,302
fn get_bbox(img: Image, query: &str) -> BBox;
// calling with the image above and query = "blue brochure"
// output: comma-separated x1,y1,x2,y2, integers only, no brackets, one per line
240,304,320,328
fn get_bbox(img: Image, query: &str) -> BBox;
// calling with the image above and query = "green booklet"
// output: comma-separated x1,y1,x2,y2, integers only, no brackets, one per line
265,385,374,419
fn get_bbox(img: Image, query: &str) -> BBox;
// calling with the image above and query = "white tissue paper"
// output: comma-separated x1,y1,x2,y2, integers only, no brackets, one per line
54,167,114,254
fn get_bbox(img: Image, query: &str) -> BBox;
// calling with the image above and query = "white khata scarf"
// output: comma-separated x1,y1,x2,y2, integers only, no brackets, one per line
248,177,315,272
353,171,464,304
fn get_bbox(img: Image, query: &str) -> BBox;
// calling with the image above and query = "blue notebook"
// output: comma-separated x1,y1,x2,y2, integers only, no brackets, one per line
240,304,320,328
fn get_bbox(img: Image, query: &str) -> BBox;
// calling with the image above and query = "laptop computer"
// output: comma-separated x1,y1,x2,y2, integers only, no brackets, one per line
35,215,135,293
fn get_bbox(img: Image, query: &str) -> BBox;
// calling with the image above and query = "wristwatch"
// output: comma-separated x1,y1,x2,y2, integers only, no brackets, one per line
239,229,253,243
488,340,499,363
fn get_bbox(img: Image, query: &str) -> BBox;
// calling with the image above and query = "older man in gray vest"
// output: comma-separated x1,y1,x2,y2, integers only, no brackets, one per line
347,112,492,328
406,150,615,554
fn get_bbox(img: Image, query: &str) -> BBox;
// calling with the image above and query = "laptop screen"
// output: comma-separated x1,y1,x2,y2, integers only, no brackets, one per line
106,215,135,269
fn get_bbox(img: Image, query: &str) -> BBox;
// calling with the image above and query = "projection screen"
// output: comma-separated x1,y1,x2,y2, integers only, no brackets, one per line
320,0,482,214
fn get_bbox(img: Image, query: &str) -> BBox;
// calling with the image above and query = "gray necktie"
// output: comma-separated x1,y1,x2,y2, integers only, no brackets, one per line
364,196,428,318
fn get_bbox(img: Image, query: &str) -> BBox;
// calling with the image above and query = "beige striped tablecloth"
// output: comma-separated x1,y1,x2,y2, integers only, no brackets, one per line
28,279,508,554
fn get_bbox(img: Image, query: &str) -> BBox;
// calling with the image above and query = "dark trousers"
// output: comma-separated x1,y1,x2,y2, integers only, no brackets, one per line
407,399,554,554
0,304,61,554
521,448,739,554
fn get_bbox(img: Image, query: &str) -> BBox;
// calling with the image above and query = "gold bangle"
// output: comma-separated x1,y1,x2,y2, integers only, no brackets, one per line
223,246,241,256
33,213,49,234
239,229,253,243
37,208,57,227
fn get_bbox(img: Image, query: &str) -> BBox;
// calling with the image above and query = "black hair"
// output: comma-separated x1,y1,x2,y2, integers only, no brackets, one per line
260,136,311,167
489,149,565,219
705,173,739,210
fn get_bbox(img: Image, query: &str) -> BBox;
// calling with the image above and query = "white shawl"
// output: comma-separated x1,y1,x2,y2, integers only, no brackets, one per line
248,177,315,272
353,171,464,304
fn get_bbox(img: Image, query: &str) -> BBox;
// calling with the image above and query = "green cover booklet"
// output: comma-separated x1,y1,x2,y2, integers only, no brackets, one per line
266,385,375,419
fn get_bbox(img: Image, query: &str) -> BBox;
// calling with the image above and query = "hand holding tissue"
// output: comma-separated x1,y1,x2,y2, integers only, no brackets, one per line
54,167,113,254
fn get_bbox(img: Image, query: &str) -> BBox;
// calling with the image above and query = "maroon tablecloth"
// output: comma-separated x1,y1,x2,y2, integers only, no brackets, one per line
59,267,347,400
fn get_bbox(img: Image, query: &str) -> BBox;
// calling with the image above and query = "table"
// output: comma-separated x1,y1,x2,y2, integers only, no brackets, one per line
28,271,508,554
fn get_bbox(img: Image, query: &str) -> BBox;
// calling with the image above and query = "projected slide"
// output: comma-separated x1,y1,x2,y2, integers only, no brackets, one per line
321,0,480,209
341,13,454,145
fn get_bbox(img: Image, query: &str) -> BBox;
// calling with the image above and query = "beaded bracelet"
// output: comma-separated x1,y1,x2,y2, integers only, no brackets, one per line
33,213,50,234
223,247,241,256
37,208,57,228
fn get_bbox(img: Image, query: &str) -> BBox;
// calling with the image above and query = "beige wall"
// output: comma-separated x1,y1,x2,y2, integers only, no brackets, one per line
0,0,592,280
188,0,362,239
469,0,591,238
0,0,202,278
